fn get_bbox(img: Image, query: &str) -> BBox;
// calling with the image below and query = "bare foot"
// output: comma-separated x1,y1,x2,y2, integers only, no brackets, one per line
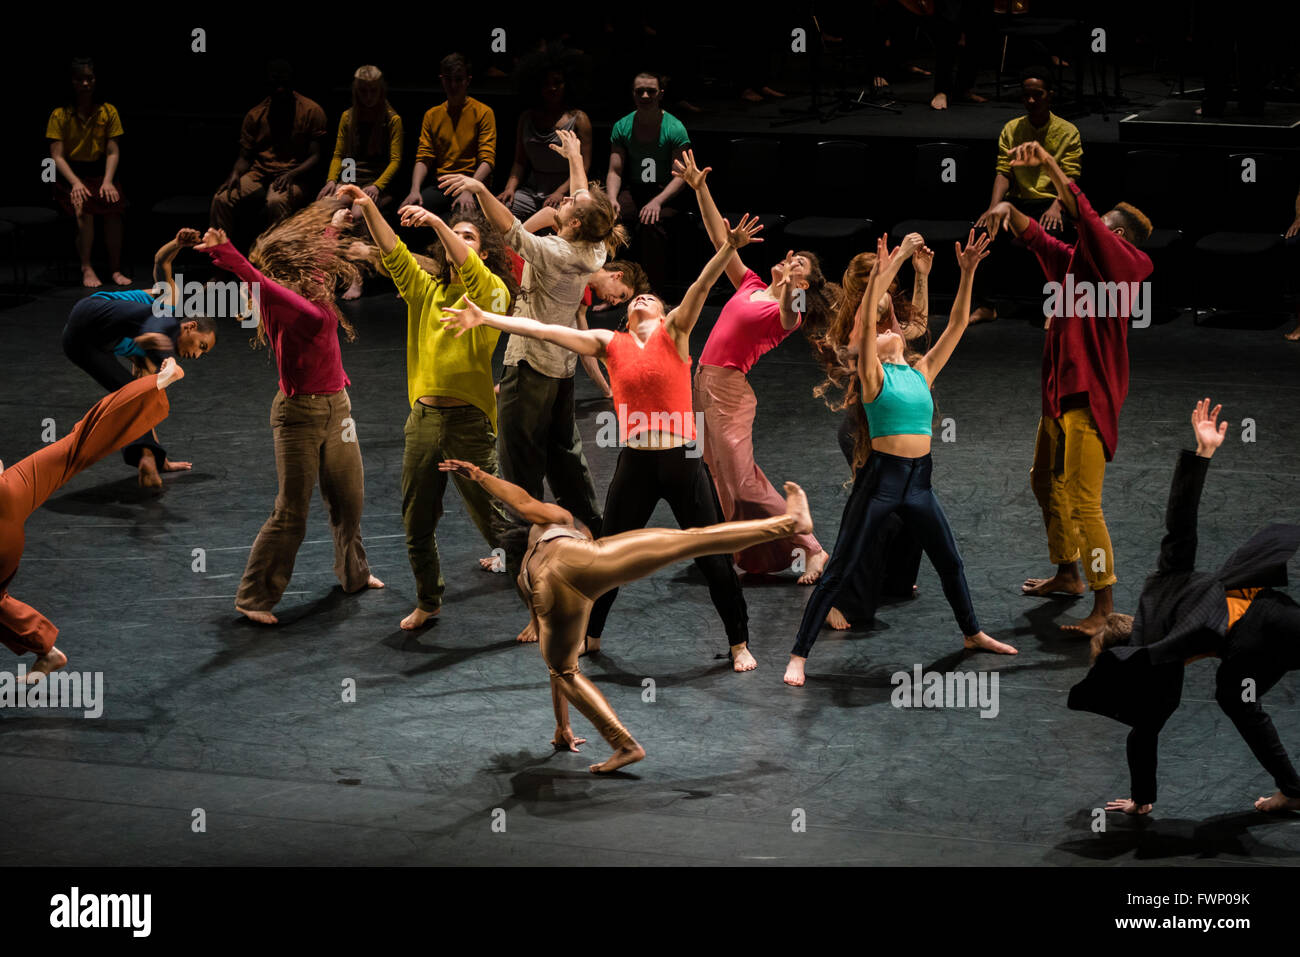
236,606,278,625
798,548,828,584
960,90,989,104
400,607,438,630
783,481,813,535
111,271,132,286
137,449,163,490
964,631,1018,655
1255,790,1300,812
784,655,807,686
760,86,786,98
590,741,645,774
731,643,757,673
81,266,102,288
930,92,948,110
479,554,505,573
342,281,362,301
1060,610,1108,638
969,306,997,325
579,635,601,657
24,647,68,683
740,88,764,103
1022,572,1085,597
365,575,385,589
1285,323,1300,342
826,607,851,630
156,357,184,389
516,622,537,643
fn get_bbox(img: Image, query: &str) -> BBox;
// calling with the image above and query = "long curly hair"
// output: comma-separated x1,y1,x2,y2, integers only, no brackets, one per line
422,207,523,310
812,251,932,474
248,201,360,347
790,250,841,345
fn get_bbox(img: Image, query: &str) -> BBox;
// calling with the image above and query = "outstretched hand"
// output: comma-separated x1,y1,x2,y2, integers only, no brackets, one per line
724,213,764,249
1106,798,1152,815
399,205,442,229
955,229,992,271
1191,397,1228,456
335,184,371,207
912,243,934,276
1008,141,1048,167
441,300,487,336
671,148,711,190
195,227,228,250
175,228,201,247
547,127,583,160
438,173,483,198
438,458,486,481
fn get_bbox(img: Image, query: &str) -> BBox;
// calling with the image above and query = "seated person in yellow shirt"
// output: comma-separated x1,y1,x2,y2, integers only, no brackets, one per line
337,183,521,632
318,64,404,298
972,68,1082,323
401,53,497,219
46,58,129,288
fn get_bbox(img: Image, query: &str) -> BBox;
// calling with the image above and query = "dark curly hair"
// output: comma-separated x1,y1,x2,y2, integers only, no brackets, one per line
421,206,524,311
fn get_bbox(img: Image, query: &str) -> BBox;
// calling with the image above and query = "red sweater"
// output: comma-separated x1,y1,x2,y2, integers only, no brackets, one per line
603,321,695,443
207,241,350,397
1021,182,1153,461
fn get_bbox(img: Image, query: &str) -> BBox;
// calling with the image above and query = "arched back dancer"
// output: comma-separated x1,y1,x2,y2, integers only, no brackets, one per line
785,232,1017,687
440,457,812,773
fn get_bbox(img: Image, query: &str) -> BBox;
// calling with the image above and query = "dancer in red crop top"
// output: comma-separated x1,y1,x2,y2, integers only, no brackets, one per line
673,150,839,583
442,214,773,671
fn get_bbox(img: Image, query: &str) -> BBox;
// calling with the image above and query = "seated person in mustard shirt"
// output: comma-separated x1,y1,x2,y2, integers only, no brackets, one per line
46,57,129,288
211,60,327,236
402,53,497,218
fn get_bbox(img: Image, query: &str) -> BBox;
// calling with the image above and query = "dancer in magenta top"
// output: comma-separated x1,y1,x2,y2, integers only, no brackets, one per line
199,208,385,624
673,150,839,582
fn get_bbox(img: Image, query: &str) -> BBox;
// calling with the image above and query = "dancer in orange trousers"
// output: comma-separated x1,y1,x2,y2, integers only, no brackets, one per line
0,360,183,682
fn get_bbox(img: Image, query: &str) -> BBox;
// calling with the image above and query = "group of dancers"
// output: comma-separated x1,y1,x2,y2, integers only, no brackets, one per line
3,133,1298,810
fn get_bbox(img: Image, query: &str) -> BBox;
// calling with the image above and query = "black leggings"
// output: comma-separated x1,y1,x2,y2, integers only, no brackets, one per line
585,445,748,649
1214,590,1300,798
792,450,978,658
62,300,166,468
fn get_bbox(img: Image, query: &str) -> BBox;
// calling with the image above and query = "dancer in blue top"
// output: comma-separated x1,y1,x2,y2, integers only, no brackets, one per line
785,231,1017,687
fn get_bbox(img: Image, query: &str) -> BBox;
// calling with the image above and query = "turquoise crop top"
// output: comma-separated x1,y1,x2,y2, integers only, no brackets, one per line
863,362,933,437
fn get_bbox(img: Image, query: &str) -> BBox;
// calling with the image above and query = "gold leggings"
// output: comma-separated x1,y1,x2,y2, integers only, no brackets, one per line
524,512,798,748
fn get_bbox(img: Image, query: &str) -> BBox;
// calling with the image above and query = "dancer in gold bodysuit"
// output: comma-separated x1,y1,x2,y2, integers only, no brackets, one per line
438,459,813,773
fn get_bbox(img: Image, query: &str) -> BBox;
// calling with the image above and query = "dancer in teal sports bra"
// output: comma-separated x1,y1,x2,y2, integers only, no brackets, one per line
785,230,1017,687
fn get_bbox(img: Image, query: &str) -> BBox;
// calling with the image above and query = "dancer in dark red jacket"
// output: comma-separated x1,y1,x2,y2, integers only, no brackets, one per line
984,141,1154,638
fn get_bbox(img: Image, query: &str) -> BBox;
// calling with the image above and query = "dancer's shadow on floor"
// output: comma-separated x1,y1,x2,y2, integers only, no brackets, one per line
1055,806,1300,862
43,472,214,522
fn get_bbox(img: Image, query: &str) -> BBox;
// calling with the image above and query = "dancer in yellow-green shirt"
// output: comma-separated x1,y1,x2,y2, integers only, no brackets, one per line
336,183,521,630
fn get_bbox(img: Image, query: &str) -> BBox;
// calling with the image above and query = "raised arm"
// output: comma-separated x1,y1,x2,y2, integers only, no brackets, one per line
152,228,199,306
547,128,589,201
438,173,513,234
338,184,398,254
673,149,747,288
442,299,612,357
1156,399,1226,576
910,242,933,331
1009,141,1078,219
915,230,992,385
439,459,573,527
665,214,762,344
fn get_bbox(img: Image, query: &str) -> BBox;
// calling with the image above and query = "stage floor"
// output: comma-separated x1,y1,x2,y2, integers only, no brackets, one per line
1,284,1297,866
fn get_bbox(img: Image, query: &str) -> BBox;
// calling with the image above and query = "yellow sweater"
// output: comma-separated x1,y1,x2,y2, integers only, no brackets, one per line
382,240,509,427
996,112,1083,202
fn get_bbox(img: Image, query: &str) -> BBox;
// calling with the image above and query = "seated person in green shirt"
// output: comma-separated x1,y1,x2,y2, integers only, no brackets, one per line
337,183,521,632
604,71,692,287
972,68,1082,323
